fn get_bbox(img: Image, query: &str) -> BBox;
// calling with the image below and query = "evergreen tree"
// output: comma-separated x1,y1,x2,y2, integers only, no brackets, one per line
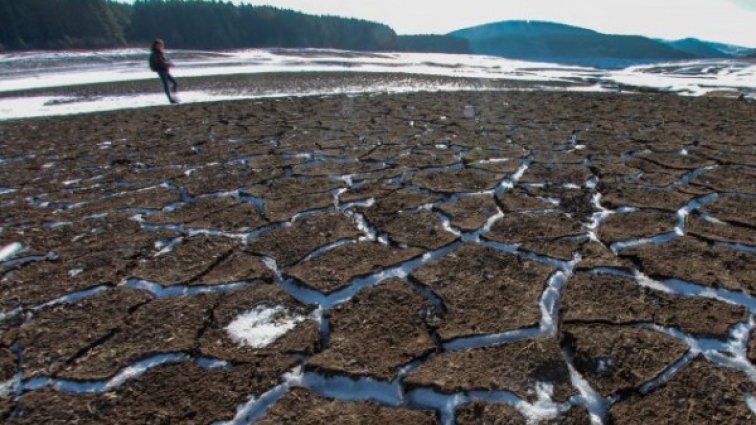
0,0,414,53
0,0,125,50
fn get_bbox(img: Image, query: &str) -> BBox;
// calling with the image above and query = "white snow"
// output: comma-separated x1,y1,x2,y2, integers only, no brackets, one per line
0,379,15,398
747,393,756,416
0,242,26,262
226,305,305,348
516,382,563,424
2,48,753,121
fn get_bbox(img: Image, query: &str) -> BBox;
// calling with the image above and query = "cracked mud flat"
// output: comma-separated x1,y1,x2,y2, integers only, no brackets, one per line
0,89,755,424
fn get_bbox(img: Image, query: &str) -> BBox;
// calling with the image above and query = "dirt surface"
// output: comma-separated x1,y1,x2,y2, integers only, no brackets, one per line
696,194,756,227
132,235,242,283
437,196,500,231
405,338,576,402
485,211,584,260
248,212,361,267
1,88,754,423
412,243,552,340
687,214,756,246
12,360,295,424
609,357,755,424
620,236,754,294
561,272,747,337
308,279,435,380
456,401,591,424
599,186,692,211
287,243,422,293
598,211,678,245
563,324,688,396
257,388,438,425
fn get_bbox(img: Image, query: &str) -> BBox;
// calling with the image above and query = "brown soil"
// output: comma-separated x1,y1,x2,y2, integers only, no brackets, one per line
412,169,505,193
687,215,756,245
690,165,756,193
609,357,756,424
561,272,747,337
287,243,422,293
13,359,295,424
308,279,436,379
405,338,575,403
437,196,500,231
147,197,268,231
620,236,755,294
132,236,274,285
257,388,438,425
599,186,691,211
697,194,756,227
197,248,275,283
485,212,583,259
1,88,754,424
598,211,677,244
6,288,152,377
367,209,458,250
577,241,633,270
520,164,593,187
248,212,361,267
495,189,557,211
131,235,241,283
412,243,552,340
563,324,688,395
456,401,591,424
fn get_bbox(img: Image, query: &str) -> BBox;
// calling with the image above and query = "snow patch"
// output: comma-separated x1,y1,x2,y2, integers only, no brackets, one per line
516,382,563,423
226,305,305,348
0,242,26,262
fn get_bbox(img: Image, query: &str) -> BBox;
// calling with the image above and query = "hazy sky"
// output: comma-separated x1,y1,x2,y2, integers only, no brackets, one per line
226,0,756,46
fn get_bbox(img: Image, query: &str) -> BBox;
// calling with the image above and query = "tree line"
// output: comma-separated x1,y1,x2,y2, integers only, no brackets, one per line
0,0,469,53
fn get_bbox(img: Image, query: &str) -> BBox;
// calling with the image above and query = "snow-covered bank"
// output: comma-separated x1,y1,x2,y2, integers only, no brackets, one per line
0,48,753,120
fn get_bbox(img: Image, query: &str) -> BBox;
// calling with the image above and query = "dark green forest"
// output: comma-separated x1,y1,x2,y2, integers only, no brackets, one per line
0,0,469,53
0,0,125,49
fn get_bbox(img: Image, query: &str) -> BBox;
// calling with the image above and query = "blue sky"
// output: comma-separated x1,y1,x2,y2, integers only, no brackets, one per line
226,0,756,46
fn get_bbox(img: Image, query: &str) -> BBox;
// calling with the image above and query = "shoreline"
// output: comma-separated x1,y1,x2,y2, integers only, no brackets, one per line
0,71,600,121
1,68,752,122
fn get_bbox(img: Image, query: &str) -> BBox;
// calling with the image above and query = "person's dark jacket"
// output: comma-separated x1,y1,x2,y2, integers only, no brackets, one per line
149,50,170,72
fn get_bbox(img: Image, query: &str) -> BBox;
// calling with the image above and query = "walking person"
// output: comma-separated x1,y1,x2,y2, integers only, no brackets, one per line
149,39,179,104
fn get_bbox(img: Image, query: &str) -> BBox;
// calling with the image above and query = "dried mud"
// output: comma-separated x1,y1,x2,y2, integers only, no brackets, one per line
0,88,754,424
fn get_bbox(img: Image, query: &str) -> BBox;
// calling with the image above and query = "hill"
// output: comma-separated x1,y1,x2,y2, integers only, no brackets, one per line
660,38,730,58
449,20,694,67
0,0,400,52
0,0,125,50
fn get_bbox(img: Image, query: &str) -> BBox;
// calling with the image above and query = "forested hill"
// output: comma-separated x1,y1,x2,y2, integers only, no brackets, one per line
0,0,468,53
0,0,126,49
450,20,696,67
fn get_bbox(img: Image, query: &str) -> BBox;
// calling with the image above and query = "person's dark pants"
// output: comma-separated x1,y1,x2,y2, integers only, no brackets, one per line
157,70,178,103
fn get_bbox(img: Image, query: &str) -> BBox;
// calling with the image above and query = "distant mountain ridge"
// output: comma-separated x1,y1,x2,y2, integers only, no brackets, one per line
449,21,690,67
659,38,729,58
657,38,753,58
449,20,752,68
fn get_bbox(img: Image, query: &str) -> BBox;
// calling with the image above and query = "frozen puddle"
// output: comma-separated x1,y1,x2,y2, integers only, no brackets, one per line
226,305,306,349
